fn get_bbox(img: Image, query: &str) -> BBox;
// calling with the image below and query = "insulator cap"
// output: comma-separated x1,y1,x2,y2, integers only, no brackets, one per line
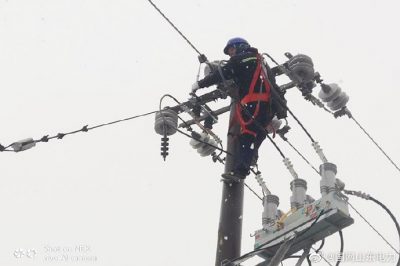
318,83,350,111
266,194,280,206
290,178,308,191
328,92,349,111
287,54,315,84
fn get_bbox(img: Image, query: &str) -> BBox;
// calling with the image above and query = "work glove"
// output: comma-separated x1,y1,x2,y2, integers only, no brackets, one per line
191,82,200,94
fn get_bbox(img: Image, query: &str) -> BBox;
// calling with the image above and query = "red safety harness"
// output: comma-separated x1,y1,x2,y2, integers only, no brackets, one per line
235,54,272,137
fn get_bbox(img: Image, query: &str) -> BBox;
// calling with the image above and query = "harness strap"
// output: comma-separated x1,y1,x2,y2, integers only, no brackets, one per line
236,54,272,137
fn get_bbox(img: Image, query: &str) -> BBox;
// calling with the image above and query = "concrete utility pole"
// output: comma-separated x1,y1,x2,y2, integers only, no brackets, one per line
215,102,244,266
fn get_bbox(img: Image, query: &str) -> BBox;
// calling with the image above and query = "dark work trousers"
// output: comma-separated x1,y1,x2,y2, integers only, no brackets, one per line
234,101,272,176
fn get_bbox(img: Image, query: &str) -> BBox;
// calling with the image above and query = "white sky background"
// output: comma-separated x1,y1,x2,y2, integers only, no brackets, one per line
1,0,400,265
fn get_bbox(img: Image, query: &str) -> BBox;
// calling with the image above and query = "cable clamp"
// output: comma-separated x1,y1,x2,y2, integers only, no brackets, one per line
40,135,49,142
197,54,208,64
277,125,290,141
334,107,352,119
56,133,66,139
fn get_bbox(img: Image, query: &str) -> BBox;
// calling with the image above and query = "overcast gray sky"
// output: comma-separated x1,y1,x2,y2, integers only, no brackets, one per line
1,0,400,265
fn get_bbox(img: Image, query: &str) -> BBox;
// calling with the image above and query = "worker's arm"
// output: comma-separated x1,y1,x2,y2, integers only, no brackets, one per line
198,61,235,89
191,58,237,93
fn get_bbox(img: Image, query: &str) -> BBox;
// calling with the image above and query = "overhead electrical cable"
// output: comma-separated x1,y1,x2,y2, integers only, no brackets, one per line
0,110,158,152
344,190,400,259
284,139,320,176
146,0,204,57
350,115,400,174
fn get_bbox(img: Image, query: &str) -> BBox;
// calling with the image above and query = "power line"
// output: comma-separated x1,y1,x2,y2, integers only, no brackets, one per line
346,200,399,255
344,190,400,259
0,110,158,152
264,129,287,160
243,183,263,201
146,0,204,57
284,138,320,176
351,115,400,174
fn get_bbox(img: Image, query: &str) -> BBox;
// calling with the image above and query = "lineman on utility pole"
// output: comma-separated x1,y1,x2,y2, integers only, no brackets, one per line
192,37,287,181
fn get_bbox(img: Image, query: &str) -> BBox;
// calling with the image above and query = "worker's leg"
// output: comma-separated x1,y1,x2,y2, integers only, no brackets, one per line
251,131,266,166
234,133,256,177
249,102,273,166
231,102,272,177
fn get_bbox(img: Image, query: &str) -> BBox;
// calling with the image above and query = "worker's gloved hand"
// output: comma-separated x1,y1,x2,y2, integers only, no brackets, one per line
191,82,200,94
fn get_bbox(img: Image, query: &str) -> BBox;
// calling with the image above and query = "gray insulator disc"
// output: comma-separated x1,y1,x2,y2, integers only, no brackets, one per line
190,136,206,149
154,117,177,136
328,92,349,111
198,144,216,157
288,54,314,67
190,138,202,149
318,83,341,102
190,133,210,149
288,62,315,83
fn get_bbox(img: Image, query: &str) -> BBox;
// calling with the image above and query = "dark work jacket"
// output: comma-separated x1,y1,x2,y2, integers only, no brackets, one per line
197,47,278,100
197,47,287,119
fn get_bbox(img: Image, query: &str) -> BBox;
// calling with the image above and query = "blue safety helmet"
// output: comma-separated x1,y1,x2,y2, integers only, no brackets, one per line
223,37,250,55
